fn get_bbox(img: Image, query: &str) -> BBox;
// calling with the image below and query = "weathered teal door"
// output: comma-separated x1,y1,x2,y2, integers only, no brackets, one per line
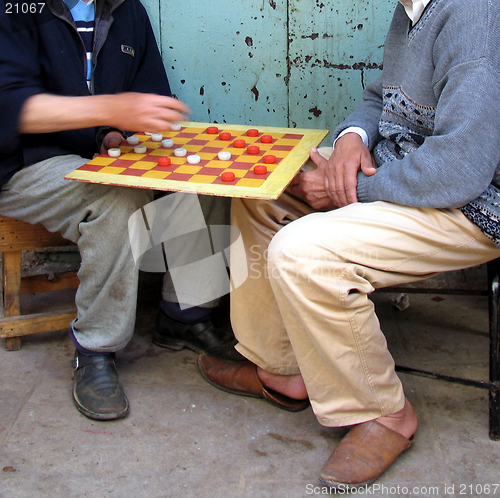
142,0,395,142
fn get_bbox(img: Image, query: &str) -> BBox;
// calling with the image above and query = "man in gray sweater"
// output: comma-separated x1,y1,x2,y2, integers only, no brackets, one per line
197,0,500,489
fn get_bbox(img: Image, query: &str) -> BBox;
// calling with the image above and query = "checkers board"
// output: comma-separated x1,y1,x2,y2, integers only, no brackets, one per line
65,122,329,199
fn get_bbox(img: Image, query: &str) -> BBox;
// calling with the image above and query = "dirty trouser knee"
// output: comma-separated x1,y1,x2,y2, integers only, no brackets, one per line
231,194,500,427
0,155,153,352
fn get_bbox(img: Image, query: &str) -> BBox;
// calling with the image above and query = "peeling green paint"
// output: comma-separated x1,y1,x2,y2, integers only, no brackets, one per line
141,0,395,141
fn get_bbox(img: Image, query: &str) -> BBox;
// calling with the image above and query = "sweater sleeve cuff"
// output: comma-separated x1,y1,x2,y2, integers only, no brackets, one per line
356,171,375,203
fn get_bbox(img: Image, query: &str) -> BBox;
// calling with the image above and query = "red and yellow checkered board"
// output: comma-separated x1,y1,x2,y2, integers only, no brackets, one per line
65,122,329,199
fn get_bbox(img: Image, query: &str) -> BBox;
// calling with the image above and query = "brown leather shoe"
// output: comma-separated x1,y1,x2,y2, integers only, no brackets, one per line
197,354,309,412
319,420,414,489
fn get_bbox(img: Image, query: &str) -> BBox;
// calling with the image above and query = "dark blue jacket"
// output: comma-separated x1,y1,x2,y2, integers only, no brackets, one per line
0,0,171,187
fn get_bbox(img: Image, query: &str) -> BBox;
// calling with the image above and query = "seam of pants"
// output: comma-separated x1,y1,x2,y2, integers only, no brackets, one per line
336,265,390,415
381,236,478,273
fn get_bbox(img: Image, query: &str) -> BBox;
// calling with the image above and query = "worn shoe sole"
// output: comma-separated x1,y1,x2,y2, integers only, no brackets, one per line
72,385,130,421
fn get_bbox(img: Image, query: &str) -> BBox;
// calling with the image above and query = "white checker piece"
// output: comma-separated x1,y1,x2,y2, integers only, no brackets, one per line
126,136,140,145
107,148,121,157
174,148,187,157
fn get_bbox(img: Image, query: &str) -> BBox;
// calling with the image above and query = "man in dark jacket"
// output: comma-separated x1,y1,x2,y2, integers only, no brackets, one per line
0,0,239,421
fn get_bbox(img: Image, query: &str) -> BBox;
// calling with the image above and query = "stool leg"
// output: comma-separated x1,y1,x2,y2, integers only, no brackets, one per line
5,337,22,351
487,258,500,440
2,250,22,351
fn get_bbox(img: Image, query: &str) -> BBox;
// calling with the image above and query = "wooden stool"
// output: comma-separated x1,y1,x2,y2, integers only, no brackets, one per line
0,215,79,351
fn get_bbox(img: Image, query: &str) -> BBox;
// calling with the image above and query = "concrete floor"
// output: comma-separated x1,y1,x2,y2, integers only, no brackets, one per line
1,274,499,498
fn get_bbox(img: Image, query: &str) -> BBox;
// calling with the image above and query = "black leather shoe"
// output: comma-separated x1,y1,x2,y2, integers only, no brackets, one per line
72,351,129,420
153,310,247,362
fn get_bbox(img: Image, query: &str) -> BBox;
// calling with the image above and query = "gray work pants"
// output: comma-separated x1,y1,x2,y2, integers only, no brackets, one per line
0,156,230,350
0,155,153,352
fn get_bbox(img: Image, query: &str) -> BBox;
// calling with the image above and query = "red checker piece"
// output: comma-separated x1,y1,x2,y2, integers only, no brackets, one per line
221,171,236,182
247,129,259,137
263,155,277,164
206,126,219,134
233,139,246,148
157,157,171,167
247,145,260,155
254,165,267,175
219,132,232,141
260,135,273,143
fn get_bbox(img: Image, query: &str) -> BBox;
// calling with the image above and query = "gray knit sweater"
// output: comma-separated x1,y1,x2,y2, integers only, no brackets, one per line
334,0,500,244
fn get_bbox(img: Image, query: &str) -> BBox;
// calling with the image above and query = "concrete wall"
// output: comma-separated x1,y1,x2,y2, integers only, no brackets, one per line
141,0,395,143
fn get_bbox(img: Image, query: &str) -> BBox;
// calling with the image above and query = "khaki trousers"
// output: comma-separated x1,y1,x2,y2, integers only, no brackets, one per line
230,160,500,427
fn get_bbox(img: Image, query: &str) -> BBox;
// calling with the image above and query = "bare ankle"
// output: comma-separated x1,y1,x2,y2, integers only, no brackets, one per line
376,398,418,439
257,367,308,400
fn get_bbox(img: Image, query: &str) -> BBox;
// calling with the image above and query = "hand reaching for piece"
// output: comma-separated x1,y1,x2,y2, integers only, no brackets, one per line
19,92,191,136
99,131,125,155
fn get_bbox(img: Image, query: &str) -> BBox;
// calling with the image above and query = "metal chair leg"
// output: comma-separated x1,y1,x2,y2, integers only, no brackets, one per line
487,258,500,440
395,258,500,441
